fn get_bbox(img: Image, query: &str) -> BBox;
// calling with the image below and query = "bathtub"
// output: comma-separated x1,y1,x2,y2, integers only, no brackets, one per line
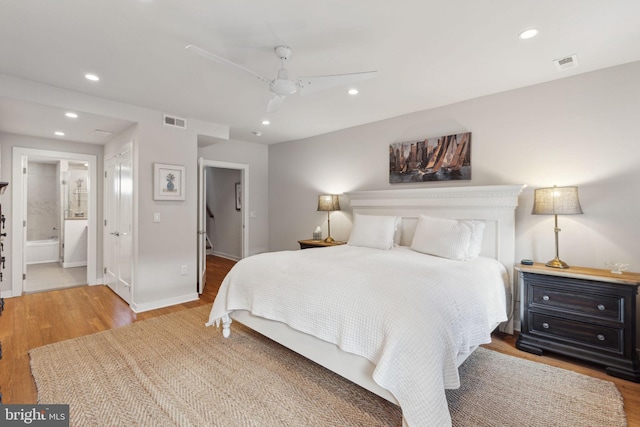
26,239,60,264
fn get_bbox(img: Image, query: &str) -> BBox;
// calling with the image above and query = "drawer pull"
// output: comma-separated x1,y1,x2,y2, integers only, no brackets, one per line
542,322,550,329
542,295,550,301
597,304,605,311
597,334,605,341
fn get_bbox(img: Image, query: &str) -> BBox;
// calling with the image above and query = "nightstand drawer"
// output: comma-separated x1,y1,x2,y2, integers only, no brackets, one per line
529,312,623,353
530,284,622,321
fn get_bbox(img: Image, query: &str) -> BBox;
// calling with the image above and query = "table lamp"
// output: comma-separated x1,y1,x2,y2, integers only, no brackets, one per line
317,194,340,243
532,185,583,268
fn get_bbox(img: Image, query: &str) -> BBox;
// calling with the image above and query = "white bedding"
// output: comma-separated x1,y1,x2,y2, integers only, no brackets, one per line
208,245,509,427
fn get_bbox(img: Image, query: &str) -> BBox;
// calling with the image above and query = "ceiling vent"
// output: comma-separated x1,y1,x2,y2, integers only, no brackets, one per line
553,54,579,72
92,129,113,137
163,114,187,129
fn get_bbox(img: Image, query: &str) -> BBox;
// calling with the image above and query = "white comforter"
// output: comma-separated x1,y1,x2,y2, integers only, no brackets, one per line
208,245,508,427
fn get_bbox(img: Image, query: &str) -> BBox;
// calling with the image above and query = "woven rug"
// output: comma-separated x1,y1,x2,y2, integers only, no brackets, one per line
30,305,627,427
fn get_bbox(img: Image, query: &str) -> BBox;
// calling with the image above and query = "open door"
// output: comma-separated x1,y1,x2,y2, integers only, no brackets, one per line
197,158,207,294
197,158,249,295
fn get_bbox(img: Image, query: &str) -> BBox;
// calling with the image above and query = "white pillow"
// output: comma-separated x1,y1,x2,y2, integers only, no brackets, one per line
393,216,403,246
462,220,485,258
348,214,399,250
410,215,473,260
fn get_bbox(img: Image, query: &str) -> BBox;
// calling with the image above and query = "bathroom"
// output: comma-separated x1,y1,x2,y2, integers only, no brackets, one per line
25,159,89,293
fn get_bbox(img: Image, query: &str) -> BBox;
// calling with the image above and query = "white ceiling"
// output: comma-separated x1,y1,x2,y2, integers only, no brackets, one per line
1,0,639,145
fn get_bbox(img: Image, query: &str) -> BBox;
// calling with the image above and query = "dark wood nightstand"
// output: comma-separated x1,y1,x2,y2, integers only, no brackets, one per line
516,263,640,382
298,239,346,249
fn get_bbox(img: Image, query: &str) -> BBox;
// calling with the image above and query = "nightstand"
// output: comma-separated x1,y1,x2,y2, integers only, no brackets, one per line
516,263,640,382
298,239,346,249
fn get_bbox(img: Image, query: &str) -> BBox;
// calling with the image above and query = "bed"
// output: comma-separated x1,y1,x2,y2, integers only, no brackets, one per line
207,184,525,426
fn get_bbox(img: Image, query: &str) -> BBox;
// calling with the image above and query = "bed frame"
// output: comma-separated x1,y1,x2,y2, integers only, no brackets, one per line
225,184,525,411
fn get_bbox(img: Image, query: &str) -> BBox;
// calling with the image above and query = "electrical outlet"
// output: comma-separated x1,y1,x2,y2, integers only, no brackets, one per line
153,213,161,223
181,265,187,275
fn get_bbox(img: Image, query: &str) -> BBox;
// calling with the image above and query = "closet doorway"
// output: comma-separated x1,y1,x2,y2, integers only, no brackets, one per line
12,147,98,296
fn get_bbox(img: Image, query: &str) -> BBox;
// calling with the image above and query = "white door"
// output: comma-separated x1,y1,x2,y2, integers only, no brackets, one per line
197,158,207,294
104,146,133,303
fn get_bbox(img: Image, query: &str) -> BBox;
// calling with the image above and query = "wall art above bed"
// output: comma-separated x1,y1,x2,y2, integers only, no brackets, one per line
389,132,471,183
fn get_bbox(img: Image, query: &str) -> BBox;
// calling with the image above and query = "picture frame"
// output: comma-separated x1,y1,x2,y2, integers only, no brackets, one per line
154,163,186,201
389,132,471,183
235,182,241,211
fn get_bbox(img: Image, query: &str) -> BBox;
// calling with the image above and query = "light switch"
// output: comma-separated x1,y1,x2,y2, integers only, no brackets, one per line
153,212,161,223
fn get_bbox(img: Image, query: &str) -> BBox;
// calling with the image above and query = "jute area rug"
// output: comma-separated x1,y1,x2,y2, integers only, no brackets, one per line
30,305,627,427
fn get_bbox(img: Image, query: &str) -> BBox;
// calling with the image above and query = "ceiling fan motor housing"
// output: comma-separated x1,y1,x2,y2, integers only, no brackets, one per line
275,46,292,60
270,79,297,96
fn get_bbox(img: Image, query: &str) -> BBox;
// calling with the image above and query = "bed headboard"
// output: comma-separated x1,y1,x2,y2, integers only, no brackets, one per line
346,184,526,333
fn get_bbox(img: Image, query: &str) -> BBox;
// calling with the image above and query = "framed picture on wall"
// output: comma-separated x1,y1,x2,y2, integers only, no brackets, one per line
235,182,241,210
154,163,186,201
389,132,471,183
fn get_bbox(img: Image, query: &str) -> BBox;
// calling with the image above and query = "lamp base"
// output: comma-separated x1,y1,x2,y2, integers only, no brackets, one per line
546,258,570,269
324,236,335,243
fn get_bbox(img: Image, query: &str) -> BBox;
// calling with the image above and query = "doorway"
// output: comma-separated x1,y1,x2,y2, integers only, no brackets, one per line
12,148,98,296
197,158,248,294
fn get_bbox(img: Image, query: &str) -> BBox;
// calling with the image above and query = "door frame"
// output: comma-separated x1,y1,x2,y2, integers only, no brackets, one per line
12,147,98,297
197,158,248,294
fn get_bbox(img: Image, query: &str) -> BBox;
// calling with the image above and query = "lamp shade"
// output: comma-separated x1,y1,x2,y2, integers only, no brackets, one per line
532,186,583,216
317,194,341,212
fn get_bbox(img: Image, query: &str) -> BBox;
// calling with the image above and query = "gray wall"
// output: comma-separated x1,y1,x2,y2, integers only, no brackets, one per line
268,61,640,341
0,75,229,311
198,138,270,257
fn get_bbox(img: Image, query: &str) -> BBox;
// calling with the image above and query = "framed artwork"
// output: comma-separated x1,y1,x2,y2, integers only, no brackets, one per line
154,163,186,201
235,182,241,211
389,132,471,183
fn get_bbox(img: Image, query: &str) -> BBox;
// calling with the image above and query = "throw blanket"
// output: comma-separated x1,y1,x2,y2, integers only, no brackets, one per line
208,245,508,426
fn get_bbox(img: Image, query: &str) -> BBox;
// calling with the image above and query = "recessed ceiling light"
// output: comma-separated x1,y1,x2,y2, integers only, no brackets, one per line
54,131,65,136
261,120,270,125
85,73,100,82
348,88,359,95
65,112,78,118
519,28,539,40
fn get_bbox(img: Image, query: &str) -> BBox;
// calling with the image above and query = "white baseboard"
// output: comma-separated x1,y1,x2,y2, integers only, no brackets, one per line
212,251,241,261
513,320,521,332
1,289,15,298
62,261,87,268
130,292,199,313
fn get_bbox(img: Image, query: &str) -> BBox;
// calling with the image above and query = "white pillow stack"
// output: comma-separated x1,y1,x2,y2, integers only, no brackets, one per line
410,215,485,260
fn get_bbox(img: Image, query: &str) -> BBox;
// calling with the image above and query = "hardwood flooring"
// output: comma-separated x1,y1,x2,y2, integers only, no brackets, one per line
1,254,639,425
0,255,232,405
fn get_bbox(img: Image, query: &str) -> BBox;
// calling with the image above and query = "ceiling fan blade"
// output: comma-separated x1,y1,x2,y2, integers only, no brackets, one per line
267,95,286,113
297,71,378,96
185,45,271,83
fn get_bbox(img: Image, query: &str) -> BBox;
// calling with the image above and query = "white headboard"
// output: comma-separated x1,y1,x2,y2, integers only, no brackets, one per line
346,184,526,333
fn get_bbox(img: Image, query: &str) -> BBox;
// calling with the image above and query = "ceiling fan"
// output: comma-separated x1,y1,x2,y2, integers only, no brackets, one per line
185,44,377,113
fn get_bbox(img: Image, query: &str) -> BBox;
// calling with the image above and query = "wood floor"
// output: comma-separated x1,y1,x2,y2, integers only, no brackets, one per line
2,255,639,426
